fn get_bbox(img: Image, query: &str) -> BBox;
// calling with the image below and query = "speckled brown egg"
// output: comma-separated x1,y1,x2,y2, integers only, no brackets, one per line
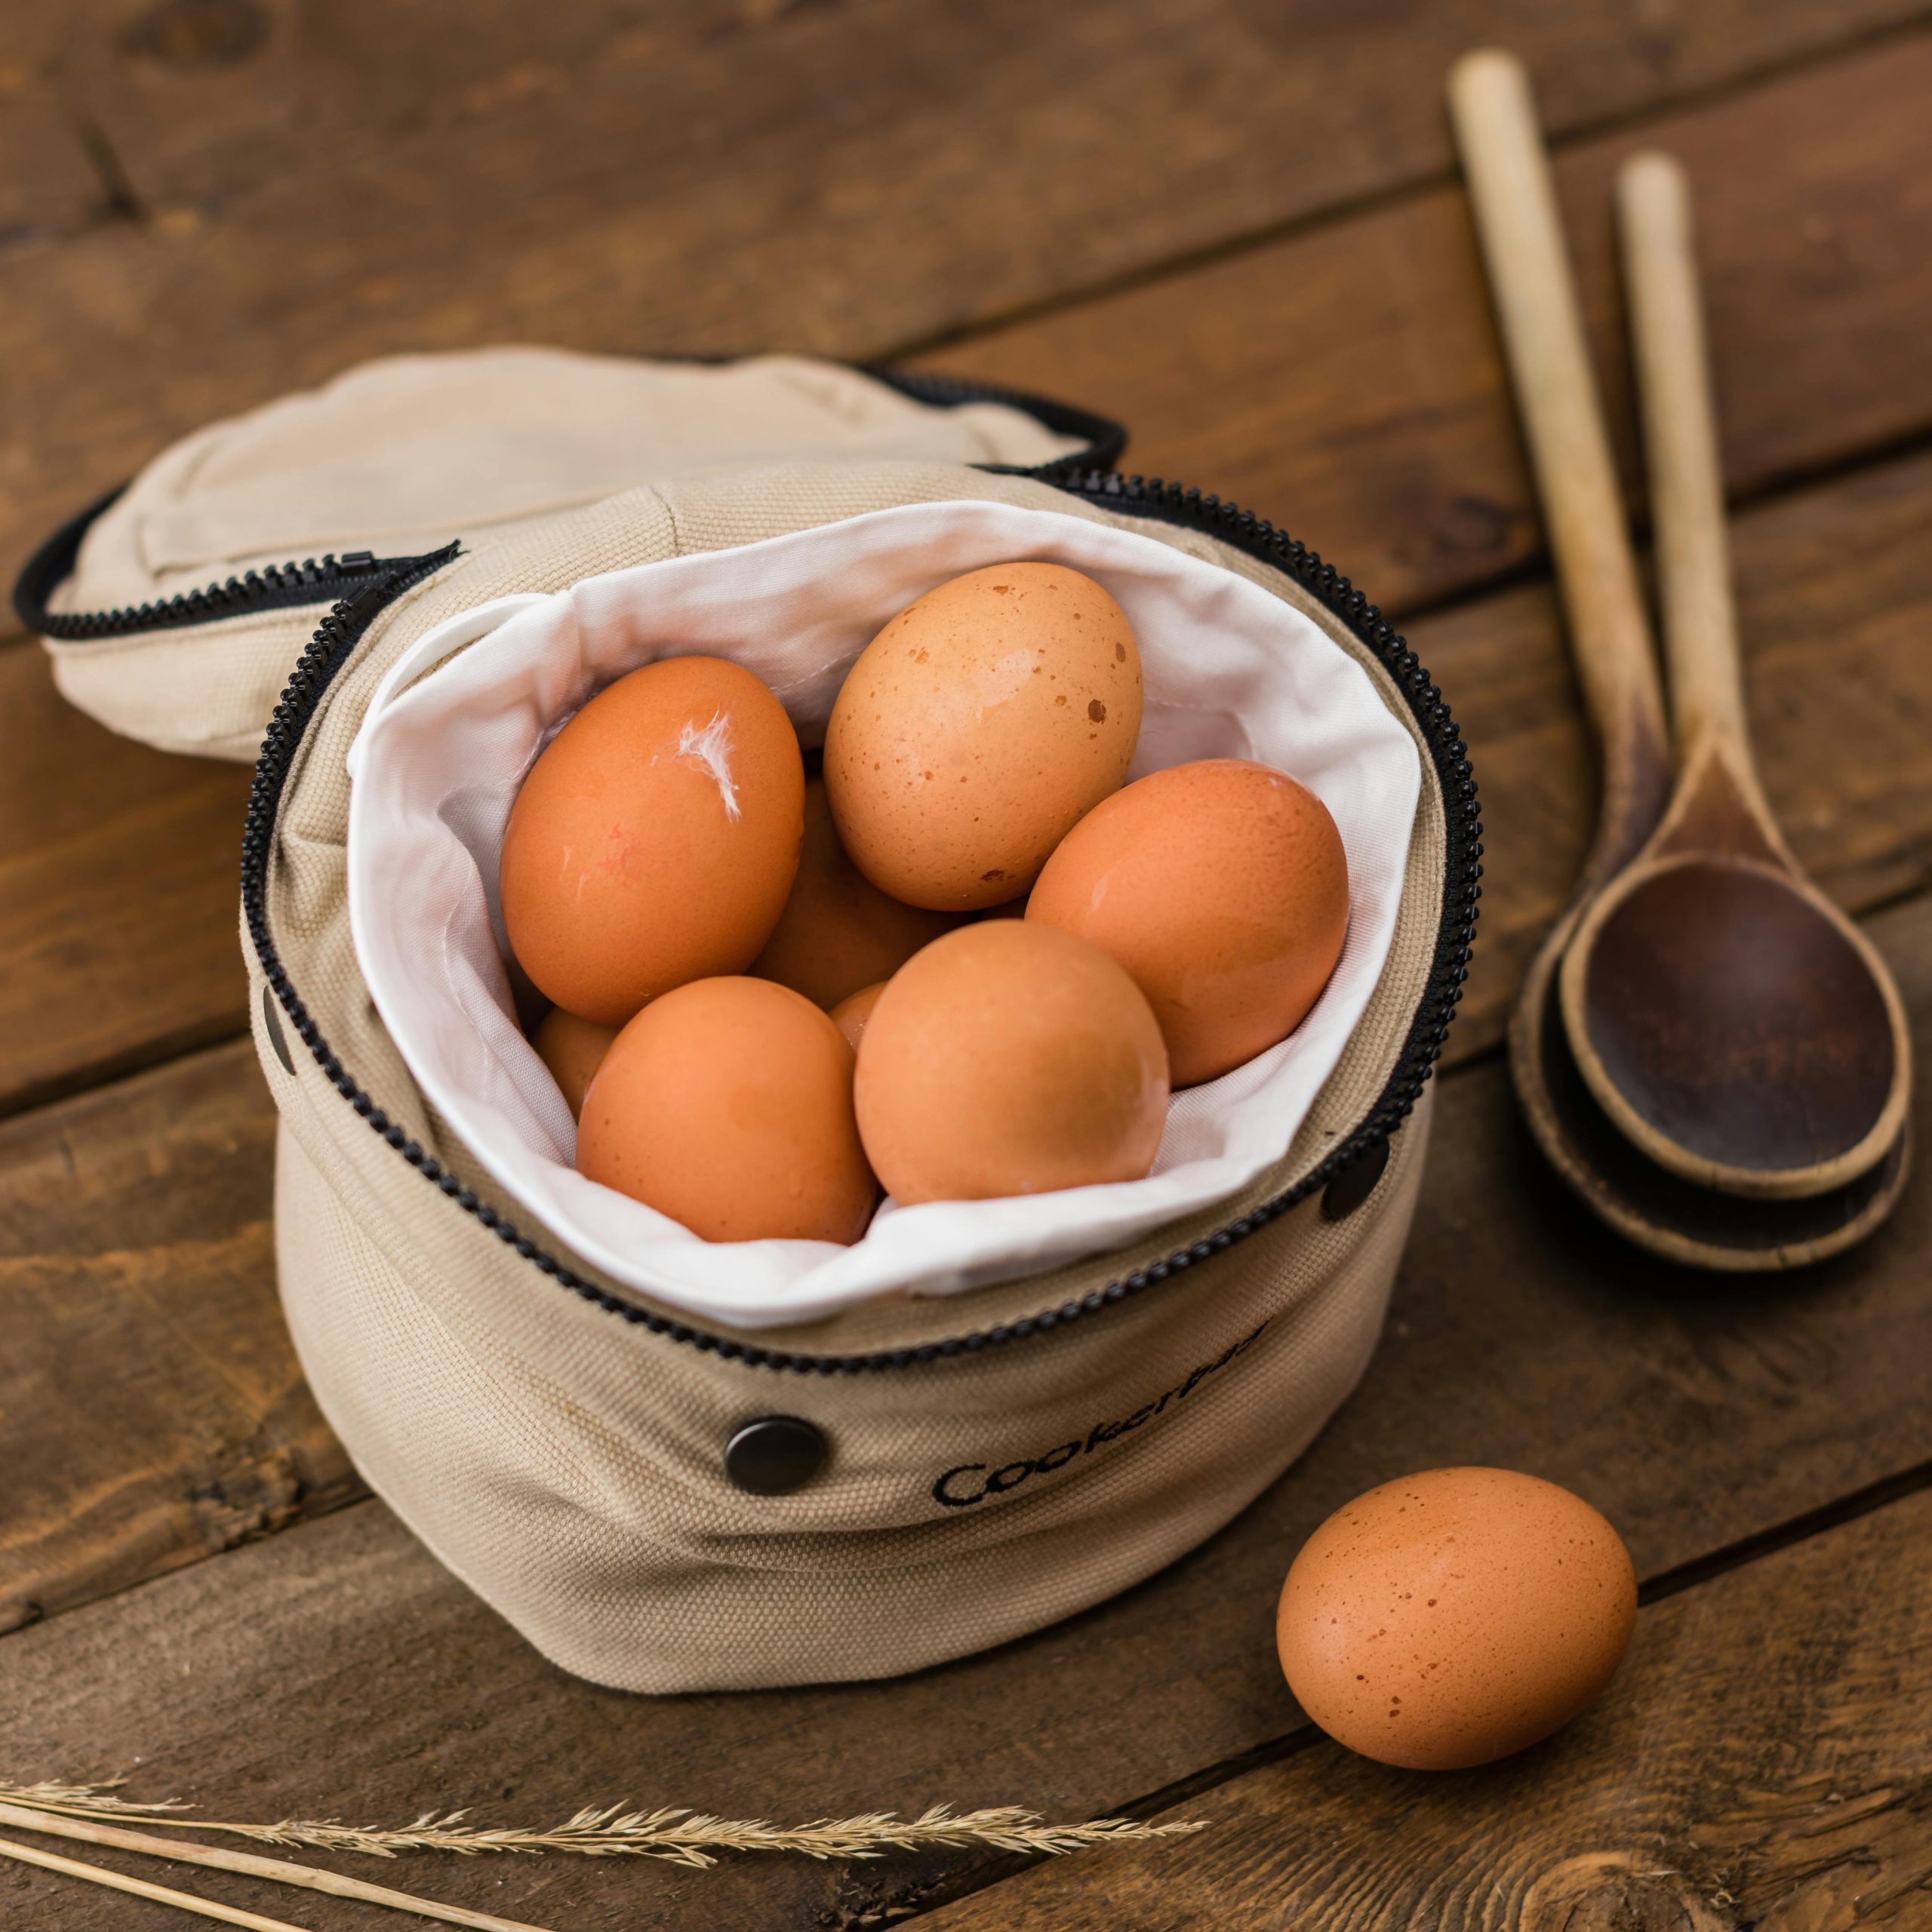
854,921,1169,1204
500,656,804,1026
750,778,962,1008
1276,1467,1637,1770
577,977,875,1244
532,1008,619,1121
829,980,886,1052
1027,759,1350,1087
824,562,1143,911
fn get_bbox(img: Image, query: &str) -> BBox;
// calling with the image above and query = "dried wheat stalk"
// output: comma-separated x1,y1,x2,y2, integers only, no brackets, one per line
0,1780,1202,1872
0,1800,555,1932
0,1832,311,1932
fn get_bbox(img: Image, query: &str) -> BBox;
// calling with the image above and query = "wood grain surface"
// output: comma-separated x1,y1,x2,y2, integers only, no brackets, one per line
4,887,1930,1927
5,4,1932,590
0,1038,357,1635
915,1483,1932,1932
30,0,1922,243
0,643,253,1119
7,10,1932,1929
925,32,1932,613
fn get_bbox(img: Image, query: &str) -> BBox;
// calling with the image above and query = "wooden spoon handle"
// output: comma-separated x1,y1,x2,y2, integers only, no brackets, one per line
1449,50,1669,879
1616,150,1753,769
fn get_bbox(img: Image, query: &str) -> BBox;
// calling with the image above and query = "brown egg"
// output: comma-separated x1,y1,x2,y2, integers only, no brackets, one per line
750,777,961,1008
1276,1468,1638,1770
824,562,1143,911
577,977,875,1244
500,656,804,1026
829,980,886,1052
855,921,1169,1204
1027,759,1350,1086
532,1008,619,1121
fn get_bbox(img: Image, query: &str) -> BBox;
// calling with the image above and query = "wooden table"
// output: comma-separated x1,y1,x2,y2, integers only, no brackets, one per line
4,5,1931,1927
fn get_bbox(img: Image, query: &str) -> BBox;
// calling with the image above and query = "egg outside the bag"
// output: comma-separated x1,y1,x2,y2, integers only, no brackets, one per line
824,562,1143,912
855,921,1170,1204
577,977,876,1244
751,777,963,1009
1026,758,1350,1088
531,1008,619,1121
500,656,804,1026
1275,1467,1638,1770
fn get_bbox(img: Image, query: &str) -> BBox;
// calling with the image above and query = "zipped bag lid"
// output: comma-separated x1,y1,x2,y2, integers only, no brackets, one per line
45,349,1097,617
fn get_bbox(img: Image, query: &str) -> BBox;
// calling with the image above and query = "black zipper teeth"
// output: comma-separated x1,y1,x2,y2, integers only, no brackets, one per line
235,481,1477,1377
32,548,389,641
17,377,1119,645
865,366,1129,475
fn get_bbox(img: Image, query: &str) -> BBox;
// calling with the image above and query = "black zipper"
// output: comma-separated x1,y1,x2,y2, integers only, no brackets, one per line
11,372,1122,647
234,475,1478,1376
12,487,397,642
866,366,1128,474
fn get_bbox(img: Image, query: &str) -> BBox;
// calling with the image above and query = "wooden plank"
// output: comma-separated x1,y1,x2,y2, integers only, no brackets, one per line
924,32,1932,616
4,5,1930,589
0,85,104,249
1432,445,1932,1060
26,0,1928,260
0,1037,359,1636
2,888,1930,1928
916,1483,1932,1932
0,641,254,1118
0,3,121,245
38,0,1925,243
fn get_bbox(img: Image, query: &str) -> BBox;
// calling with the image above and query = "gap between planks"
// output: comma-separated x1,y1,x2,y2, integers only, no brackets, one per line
885,8,1932,367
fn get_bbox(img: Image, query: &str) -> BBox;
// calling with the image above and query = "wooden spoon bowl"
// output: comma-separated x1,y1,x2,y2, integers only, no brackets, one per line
1524,927,1910,1269
1564,850,1908,1198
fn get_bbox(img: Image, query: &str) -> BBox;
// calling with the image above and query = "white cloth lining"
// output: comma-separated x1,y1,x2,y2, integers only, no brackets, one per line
346,501,1420,1328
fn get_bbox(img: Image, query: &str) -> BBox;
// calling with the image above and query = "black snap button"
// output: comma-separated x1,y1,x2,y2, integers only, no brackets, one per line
724,1417,827,1496
1321,1135,1390,1222
262,983,294,1075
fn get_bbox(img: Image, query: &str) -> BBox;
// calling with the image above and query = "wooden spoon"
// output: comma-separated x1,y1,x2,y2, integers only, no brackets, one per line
1556,152,1912,1200
1447,51,1912,1266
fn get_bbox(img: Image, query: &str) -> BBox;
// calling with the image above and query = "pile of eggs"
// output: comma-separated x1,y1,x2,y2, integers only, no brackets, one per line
501,561,1351,1244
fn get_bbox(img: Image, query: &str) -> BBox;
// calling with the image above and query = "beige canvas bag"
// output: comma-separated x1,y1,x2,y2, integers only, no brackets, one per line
17,351,1478,1693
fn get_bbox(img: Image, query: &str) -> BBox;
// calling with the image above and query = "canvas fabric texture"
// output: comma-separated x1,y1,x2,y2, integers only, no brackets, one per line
42,350,1082,760
240,457,1449,1693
